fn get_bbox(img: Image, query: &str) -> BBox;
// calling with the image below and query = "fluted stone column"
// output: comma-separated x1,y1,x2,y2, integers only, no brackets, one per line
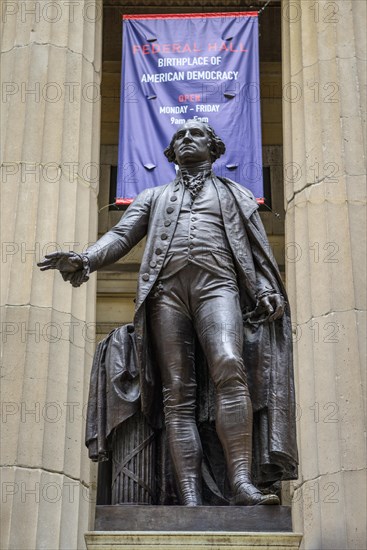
1,2,102,548
282,1,366,548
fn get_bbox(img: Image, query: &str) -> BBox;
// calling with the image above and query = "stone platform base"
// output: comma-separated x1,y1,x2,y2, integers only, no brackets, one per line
87,506,302,549
85,531,303,549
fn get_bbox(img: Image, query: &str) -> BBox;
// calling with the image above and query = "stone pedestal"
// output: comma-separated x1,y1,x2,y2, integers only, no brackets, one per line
282,1,366,548
85,531,303,550
94,504,293,532
1,2,102,549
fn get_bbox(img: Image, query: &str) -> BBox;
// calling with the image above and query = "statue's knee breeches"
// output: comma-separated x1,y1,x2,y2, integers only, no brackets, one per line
209,353,249,392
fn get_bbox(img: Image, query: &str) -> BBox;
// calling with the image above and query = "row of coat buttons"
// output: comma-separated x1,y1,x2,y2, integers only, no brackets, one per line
142,245,164,280
142,189,179,282
162,202,176,239
188,206,198,259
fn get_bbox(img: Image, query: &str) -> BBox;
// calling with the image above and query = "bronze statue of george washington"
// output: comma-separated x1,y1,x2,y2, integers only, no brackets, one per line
38,120,298,506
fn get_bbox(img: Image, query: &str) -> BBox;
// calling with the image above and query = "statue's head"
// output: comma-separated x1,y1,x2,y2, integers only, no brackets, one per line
164,120,226,166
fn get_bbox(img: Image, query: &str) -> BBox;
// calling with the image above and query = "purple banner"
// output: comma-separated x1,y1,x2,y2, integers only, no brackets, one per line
117,12,263,204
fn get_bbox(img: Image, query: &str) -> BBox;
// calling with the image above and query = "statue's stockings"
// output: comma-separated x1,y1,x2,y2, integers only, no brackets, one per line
167,383,254,505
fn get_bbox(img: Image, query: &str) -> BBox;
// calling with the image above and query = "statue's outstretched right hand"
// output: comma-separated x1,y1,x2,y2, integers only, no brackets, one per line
37,251,84,273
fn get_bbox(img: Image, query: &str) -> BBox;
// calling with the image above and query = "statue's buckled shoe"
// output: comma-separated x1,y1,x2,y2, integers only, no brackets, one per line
231,482,280,506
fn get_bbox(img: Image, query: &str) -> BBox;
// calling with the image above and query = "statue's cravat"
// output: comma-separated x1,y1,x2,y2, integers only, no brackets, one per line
180,169,212,201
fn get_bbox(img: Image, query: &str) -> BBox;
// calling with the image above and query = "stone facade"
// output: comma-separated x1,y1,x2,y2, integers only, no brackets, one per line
282,0,366,548
1,2,102,549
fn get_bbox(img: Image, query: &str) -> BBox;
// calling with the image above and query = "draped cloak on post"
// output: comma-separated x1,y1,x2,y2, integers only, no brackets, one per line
85,175,298,493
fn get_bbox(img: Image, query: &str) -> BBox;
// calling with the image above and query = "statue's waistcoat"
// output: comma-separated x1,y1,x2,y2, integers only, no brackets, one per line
159,178,236,279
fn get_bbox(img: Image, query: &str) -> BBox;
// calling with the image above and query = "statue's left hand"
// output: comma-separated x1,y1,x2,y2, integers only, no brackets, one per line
258,293,285,322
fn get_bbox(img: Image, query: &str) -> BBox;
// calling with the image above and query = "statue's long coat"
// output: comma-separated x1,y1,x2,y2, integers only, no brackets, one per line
86,175,298,484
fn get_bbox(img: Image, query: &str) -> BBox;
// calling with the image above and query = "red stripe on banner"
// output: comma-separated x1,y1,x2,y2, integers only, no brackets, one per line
115,198,134,206
123,12,258,20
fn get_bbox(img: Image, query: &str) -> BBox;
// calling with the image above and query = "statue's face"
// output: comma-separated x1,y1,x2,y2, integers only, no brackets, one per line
173,121,212,165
